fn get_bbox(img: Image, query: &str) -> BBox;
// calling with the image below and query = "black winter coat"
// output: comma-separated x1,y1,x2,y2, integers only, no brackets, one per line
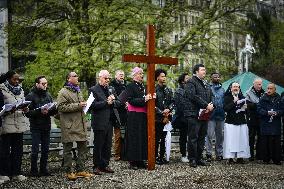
224,93,247,125
257,93,284,135
155,84,174,123
25,87,57,131
89,84,121,131
183,76,212,118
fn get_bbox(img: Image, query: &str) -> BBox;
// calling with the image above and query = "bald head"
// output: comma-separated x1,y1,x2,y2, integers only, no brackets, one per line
253,78,262,92
266,83,276,96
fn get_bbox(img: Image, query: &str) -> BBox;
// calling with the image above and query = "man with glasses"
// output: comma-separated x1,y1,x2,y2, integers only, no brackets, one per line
25,76,57,177
89,70,120,175
57,72,93,180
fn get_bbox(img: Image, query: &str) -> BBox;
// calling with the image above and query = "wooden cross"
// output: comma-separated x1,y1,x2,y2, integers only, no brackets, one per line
122,25,178,170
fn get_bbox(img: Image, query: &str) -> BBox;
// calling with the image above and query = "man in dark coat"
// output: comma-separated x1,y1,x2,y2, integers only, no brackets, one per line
25,76,57,177
184,64,214,167
154,69,174,165
109,70,127,161
257,83,283,165
89,70,120,175
124,67,153,170
245,78,265,161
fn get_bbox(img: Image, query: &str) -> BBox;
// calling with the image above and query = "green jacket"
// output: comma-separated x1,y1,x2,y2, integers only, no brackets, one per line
57,86,87,143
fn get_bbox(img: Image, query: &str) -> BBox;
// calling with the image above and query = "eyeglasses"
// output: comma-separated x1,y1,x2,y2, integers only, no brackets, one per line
104,77,110,80
40,82,48,86
70,75,78,78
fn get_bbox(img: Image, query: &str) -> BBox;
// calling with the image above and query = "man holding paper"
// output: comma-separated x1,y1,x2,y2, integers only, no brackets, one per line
89,70,120,175
57,72,93,180
25,76,57,177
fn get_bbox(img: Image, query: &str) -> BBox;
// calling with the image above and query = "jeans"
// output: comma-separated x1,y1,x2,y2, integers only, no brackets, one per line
0,133,23,176
205,120,224,157
31,129,50,173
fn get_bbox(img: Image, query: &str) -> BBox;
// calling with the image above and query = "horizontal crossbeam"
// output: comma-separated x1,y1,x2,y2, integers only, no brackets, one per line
123,54,178,65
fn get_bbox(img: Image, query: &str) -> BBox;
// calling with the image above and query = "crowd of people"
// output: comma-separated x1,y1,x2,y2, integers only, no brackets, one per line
0,64,283,183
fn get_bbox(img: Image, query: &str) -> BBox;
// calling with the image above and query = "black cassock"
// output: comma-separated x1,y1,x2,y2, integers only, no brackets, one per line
124,81,148,161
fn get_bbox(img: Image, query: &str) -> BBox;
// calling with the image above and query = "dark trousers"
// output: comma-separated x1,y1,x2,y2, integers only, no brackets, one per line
187,118,208,161
260,135,281,163
93,125,113,169
31,129,50,173
248,123,260,159
155,122,167,159
0,133,23,176
178,118,188,157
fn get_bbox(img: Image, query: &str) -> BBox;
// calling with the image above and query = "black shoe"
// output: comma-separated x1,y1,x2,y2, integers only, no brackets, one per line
206,154,212,162
28,171,40,177
40,172,53,177
137,161,147,169
197,160,208,166
129,164,139,170
228,158,235,164
263,160,270,164
236,158,245,164
100,167,114,173
216,156,223,161
161,158,169,164
156,158,164,165
249,157,254,161
273,161,281,165
190,160,197,168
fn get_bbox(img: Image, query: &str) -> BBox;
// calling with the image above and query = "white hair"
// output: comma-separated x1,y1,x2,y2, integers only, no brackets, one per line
98,70,110,77
115,70,124,77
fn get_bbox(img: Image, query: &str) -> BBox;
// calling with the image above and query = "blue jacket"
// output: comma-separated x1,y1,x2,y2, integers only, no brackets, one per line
210,83,225,121
257,93,284,135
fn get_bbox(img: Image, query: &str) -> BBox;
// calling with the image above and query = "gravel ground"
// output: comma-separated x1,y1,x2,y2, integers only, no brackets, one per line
1,151,284,189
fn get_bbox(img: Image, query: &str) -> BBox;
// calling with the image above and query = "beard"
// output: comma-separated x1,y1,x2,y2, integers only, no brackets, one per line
232,91,239,96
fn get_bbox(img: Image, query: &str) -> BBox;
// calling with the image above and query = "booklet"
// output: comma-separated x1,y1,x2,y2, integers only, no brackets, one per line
0,99,31,116
37,102,57,111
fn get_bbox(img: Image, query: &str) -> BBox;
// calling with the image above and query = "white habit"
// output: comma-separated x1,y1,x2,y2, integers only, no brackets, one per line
223,123,251,159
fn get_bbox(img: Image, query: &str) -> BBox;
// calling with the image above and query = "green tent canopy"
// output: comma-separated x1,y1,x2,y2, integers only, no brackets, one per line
222,72,284,94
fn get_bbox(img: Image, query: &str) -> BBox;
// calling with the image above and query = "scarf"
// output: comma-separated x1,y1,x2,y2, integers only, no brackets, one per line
4,80,22,96
66,82,80,92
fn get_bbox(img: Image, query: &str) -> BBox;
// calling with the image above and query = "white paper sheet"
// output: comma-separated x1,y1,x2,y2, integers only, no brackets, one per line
83,92,95,114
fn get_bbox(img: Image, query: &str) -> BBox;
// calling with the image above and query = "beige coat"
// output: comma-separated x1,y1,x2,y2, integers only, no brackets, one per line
0,83,29,135
57,86,87,143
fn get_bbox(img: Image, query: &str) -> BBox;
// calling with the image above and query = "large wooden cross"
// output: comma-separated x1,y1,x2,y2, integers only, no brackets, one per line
122,25,178,170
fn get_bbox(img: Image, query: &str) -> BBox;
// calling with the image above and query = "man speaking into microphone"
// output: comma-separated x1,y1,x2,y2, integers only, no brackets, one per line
89,70,121,175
